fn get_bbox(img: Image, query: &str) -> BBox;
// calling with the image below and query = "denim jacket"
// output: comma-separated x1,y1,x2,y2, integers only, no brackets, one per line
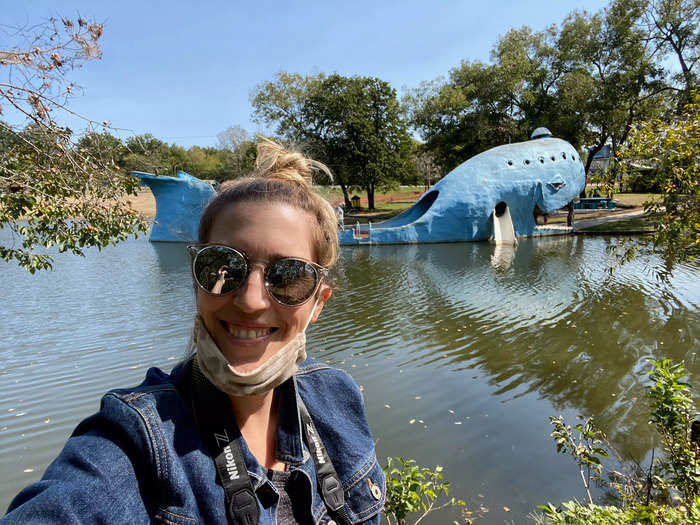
3,358,385,524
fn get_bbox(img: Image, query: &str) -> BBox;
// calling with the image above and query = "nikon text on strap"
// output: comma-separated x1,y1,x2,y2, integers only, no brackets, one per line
298,401,352,525
190,358,351,525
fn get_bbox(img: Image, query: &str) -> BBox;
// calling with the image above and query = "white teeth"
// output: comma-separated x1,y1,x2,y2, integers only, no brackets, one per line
226,325,269,339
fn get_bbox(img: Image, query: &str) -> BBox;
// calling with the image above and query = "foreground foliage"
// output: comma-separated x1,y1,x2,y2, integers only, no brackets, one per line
537,360,700,524
549,415,609,505
536,497,700,524
382,457,465,525
616,91,700,269
0,18,147,272
647,359,700,503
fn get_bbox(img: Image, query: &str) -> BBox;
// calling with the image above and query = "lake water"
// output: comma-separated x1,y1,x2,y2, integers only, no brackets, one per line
1,234,698,523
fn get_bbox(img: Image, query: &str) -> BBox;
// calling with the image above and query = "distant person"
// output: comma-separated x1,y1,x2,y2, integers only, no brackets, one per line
3,139,385,524
567,201,575,227
335,202,345,230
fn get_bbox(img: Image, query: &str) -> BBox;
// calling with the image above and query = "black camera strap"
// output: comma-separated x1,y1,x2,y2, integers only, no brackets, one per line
190,358,260,525
297,401,352,525
189,358,351,525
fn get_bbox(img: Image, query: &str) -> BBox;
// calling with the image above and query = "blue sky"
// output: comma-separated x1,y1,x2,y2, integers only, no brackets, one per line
4,1,610,148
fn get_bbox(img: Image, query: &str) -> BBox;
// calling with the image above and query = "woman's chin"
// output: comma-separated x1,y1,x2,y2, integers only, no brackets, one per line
223,345,279,374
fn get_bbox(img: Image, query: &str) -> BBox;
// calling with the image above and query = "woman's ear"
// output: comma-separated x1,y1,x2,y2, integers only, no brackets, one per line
309,286,332,324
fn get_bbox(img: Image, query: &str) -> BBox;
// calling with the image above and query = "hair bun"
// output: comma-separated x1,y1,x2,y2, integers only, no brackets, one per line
254,136,331,186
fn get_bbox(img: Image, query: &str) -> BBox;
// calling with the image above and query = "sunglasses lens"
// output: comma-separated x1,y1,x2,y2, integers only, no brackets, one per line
266,259,319,305
193,246,247,295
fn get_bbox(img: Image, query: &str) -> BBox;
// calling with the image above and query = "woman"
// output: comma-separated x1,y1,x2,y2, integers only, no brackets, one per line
3,140,385,524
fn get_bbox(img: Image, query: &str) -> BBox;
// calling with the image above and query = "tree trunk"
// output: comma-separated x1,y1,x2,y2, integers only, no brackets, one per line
366,183,375,210
339,182,351,208
583,138,607,198
334,170,352,208
584,142,604,175
668,37,693,110
567,201,575,227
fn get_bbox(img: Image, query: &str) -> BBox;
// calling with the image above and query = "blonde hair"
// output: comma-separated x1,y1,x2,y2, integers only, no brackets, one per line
198,138,339,268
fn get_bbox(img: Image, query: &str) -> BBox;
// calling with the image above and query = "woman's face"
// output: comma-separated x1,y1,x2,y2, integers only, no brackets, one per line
197,201,331,373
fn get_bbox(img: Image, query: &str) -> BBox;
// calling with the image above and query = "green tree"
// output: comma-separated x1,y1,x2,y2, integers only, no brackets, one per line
121,133,174,175
0,18,147,272
641,0,700,109
405,0,668,179
252,72,349,196
492,25,568,142
314,75,414,209
251,71,326,139
252,72,415,209
616,91,699,267
561,1,666,177
75,131,127,168
183,146,230,181
404,62,518,173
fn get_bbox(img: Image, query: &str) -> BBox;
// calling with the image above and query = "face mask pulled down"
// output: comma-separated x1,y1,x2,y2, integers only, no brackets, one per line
191,303,316,396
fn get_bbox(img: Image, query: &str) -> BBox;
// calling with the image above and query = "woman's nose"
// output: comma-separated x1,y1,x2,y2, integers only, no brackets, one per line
232,264,271,312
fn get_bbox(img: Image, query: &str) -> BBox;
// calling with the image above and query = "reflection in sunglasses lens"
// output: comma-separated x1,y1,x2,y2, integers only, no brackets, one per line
267,260,317,305
194,247,247,294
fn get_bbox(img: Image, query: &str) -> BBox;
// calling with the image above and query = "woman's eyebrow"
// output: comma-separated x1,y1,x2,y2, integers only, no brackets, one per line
252,252,301,264
268,251,297,260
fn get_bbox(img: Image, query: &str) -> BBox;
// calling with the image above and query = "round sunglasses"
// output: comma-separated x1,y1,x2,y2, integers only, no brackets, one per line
188,244,328,307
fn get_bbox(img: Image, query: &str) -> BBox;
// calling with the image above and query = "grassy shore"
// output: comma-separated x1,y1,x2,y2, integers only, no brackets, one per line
579,214,657,233
316,185,425,223
610,193,657,207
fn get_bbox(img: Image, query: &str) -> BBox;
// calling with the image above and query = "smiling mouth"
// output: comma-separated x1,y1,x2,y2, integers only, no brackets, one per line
221,321,277,340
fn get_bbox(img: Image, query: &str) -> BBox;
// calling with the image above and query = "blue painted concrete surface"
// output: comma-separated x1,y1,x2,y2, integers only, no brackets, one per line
131,170,215,242
340,135,585,245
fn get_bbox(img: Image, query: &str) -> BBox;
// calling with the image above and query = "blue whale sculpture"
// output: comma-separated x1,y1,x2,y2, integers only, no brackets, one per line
133,129,585,245
131,170,216,242
340,129,585,245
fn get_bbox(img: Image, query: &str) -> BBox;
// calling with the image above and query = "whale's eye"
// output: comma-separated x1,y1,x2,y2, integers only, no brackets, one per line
506,160,513,166
549,181,566,191
524,159,530,165
551,156,556,161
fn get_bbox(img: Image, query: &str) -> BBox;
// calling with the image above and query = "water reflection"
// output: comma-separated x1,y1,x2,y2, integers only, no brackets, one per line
151,242,191,273
319,238,699,462
490,243,516,271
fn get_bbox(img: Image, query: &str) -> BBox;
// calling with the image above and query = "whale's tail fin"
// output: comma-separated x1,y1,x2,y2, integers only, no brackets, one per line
130,170,216,242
